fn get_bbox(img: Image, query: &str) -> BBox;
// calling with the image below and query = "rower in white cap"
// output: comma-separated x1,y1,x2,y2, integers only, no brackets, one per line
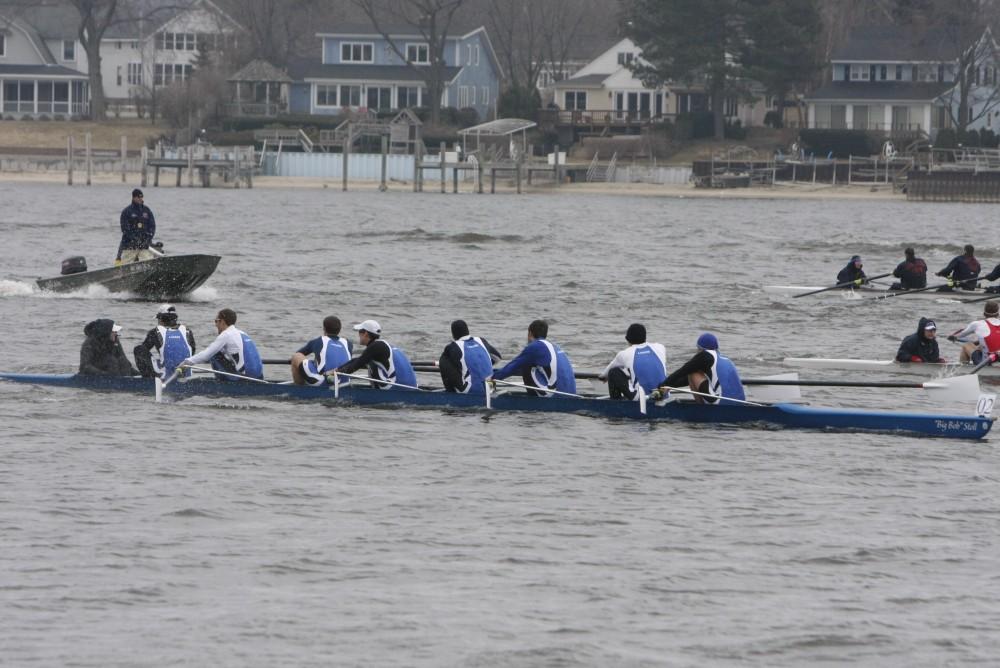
331,319,417,390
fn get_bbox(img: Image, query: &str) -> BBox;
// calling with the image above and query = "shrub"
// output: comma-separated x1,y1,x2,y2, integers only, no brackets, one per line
456,107,479,128
724,118,746,140
980,128,999,148
764,110,783,129
934,128,957,148
799,129,877,158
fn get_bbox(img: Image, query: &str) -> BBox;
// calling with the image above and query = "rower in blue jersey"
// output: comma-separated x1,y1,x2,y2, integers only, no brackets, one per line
439,319,502,394
290,315,353,385
333,319,417,390
134,304,196,379
598,323,667,400
492,319,576,397
181,308,263,381
657,333,745,405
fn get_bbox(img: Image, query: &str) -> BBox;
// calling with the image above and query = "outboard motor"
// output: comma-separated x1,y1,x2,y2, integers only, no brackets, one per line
60,256,87,275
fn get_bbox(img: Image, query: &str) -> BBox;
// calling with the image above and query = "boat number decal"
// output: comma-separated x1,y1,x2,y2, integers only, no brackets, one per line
977,393,996,418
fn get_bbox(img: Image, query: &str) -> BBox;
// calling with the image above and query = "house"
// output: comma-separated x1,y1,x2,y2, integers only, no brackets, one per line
286,21,503,122
534,32,619,103
805,25,1000,136
99,0,244,114
0,4,89,118
549,38,769,128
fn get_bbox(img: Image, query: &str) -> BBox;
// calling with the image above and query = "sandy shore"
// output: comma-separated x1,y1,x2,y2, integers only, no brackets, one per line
0,170,905,200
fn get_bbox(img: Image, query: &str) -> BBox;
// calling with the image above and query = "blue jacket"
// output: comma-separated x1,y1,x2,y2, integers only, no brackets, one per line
493,338,576,393
119,203,156,254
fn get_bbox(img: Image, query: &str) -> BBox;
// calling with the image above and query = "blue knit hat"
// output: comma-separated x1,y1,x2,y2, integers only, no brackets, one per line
850,255,861,263
696,333,719,350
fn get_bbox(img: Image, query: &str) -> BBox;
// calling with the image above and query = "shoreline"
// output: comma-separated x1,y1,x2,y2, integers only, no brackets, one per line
0,171,906,200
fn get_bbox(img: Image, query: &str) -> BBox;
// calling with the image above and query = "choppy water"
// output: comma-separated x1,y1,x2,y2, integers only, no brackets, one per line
2,181,1000,666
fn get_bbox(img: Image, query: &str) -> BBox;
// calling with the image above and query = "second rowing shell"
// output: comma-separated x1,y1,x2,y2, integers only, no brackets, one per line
764,285,996,302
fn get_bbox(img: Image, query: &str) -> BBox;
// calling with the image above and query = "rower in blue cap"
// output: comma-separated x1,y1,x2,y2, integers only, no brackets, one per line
836,255,868,287
655,333,745,404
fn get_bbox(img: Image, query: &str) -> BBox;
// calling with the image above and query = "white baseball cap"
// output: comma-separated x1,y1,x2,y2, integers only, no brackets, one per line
111,323,123,333
353,319,381,335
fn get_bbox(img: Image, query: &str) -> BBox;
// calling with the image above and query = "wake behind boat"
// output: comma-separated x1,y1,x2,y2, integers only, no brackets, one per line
0,371,993,440
763,284,995,301
36,253,221,300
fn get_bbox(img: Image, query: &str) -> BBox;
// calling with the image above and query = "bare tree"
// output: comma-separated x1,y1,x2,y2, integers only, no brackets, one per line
226,0,324,65
66,0,120,119
348,0,469,124
538,0,601,88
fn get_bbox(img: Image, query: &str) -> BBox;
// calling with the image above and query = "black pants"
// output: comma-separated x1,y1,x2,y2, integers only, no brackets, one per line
607,367,637,400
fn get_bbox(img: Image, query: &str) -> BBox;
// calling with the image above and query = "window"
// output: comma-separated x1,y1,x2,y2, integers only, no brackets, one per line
458,85,468,107
481,86,489,106
116,40,122,49
127,62,143,86
367,86,391,110
880,65,887,80
63,40,75,60
157,32,196,50
339,84,361,106
469,86,476,105
315,84,338,106
564,90,586,110
154,63,193,85
853,105,869,130
116,65,122,86
617,52,634,66
850,64,869,81
398,86,419,108
54,81,69,113
341,42,373,63
0,33,6,57
406,43,429,64
724,97,738,117
939,64,945,82
896,64,903,80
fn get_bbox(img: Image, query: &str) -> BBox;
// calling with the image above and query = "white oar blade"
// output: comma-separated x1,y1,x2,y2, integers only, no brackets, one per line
746,372,801,402
923,373,982,402
155,377,163,403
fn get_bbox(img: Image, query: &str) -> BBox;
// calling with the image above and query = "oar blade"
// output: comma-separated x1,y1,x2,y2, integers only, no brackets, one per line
923,373,982,403
155,377,163,403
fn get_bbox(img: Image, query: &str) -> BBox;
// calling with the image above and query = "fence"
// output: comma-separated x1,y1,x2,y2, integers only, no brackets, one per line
266,152,422,181
611,165,693,185
907,171,1000,202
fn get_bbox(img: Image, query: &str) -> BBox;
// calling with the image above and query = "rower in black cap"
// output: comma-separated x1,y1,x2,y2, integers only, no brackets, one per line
598,323,668,400
438,319,502,394
117,188,157,266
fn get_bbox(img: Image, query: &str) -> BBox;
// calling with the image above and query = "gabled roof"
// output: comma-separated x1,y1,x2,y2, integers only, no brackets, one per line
104,0,244,40
806,81,954,102
228,59,292,83
0,11,58,64
14,3,79,41
315,18,484,38
831,25,961,62
552,73,608,88
288,59,462,85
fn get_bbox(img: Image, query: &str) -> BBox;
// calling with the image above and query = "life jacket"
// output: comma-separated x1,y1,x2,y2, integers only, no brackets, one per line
239,331,263,379
983,320,1000,353
706,350,746,404
153,324,192,379
455,336,495,394
626,344,668,395
370,341,417,389
529,339,577,397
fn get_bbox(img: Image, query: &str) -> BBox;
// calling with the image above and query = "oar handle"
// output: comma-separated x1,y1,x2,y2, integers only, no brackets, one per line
792,272,892,298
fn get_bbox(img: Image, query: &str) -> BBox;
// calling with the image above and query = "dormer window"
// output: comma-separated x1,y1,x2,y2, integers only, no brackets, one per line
617,52,634,66
0,33,7,57
341,42,374,63
406,43,429,64
63,40,75,61
850,64,869,81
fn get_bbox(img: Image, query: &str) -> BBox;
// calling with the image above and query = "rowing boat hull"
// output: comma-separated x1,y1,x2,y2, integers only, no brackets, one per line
1,372,992,440
764,285,993,302
36,254,221,300
784,357,1000,378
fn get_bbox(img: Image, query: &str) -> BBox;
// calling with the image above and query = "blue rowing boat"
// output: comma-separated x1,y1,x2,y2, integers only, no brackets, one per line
0,372,993,440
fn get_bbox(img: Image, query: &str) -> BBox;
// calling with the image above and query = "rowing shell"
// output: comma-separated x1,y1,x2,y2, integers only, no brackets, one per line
0,372,993,440
783,357,1000,378
763,285,994,302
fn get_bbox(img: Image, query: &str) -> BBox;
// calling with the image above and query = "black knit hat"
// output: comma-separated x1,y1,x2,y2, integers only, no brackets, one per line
626,323,646,344
451,319,470,339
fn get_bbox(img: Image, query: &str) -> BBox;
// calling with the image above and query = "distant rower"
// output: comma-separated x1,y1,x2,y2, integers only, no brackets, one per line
333,319,417,390
657,333,745,404
895,317,944,363
936,244,980,291
890,247,927,290
598,323,667,400
492,319,576,397
837,255,867,287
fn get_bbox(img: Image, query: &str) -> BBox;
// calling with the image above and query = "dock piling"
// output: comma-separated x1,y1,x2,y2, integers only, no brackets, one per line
67,136,74,186
85,133,92,186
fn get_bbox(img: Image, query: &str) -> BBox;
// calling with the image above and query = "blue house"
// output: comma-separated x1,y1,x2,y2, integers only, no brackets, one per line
287,21,502,122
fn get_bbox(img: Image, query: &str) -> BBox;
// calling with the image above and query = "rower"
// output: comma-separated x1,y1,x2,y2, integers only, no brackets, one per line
655,333,745,404
290,315,353,386
948,300,1000,364
981,261,1000,293
836,255,867,287
895,317,944,363
180,308,263,381
439,319,502,394
116,188,156,266
79,318,138,376
936,244,980,291
134,304,196,379
890,247,928,290
492,319,576,397
332,319,417,390
598,323,667,400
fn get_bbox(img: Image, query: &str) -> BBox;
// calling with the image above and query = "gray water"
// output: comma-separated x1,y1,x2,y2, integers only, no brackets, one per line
2,181,1000,666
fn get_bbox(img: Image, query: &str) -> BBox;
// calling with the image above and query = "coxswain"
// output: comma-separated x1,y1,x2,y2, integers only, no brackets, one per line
890,247,928,290
180,308,263,381
439,319,502,394
655,333,745,404
134,304,196,379
598,323,667,400
79,319,138,376
117,188,156,266
895,317,944,363
936,244,980,291
332,319,417,389
492,319,576,397
836,255,867,287
290,315,353,386
948,300,1000,364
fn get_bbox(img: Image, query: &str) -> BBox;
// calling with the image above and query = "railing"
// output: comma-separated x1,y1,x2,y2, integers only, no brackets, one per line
225,101,286,117
586,151,600,182
538,109,674,127
252,128,312,152
929,147,1000,171
606,151,618,182
298,128,313,153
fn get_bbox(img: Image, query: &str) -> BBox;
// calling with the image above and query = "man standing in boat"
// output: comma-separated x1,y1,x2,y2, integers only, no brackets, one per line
949,300,1000,364
598,323,668,400
836,255,867,287
439,319,502,394
492,319,576,397
896,318,944,363
890,248,928,290
180,308,263,381
331,320,417,390
936,244,980,291
655,333,744,404
116,189,156,266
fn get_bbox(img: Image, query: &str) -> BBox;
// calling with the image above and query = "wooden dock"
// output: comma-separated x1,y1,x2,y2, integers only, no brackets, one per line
141,143,256,188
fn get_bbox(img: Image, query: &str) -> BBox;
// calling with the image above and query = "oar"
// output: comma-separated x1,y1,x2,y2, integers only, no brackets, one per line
971,353,997,374
867,282,957,301
792,272,892,298
328,371,423,392
956,292,1000,304
740,374,981,402
184,365,272,384
655,386,766,407
154,367,185,402
491,378,585,399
